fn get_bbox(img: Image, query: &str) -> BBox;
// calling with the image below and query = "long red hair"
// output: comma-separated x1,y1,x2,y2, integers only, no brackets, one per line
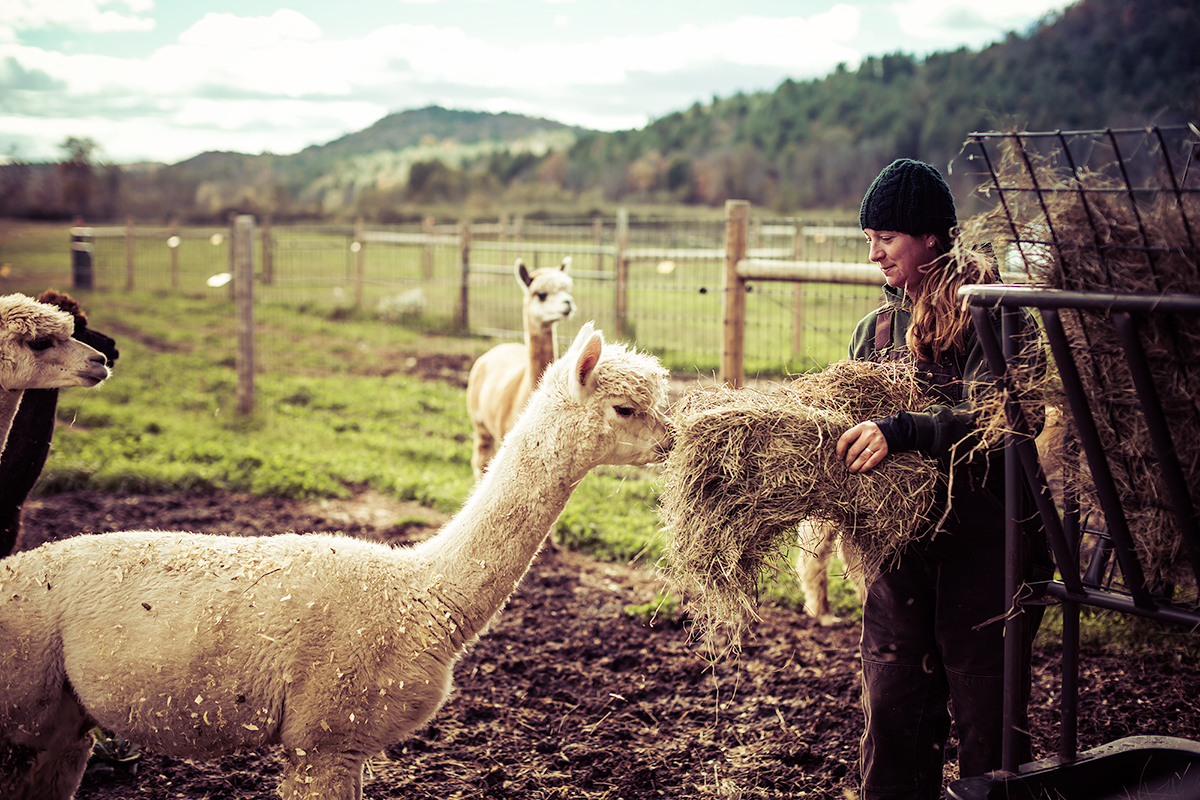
905,237,996,362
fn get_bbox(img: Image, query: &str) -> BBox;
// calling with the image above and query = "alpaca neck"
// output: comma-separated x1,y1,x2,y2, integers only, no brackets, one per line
0,390,24,455
419,394,583,647
525,320,557,386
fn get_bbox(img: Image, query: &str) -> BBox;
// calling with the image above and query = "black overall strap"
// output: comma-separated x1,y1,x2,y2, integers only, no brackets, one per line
874,308,894,352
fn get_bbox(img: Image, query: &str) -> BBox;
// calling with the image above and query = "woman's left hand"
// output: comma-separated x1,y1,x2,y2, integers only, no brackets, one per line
836,421,888,474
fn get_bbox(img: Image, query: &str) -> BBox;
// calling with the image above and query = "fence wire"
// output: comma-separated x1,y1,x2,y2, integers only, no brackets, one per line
83,213,881,379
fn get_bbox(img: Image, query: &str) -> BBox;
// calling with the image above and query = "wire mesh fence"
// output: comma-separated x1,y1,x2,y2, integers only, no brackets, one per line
79,211,882,380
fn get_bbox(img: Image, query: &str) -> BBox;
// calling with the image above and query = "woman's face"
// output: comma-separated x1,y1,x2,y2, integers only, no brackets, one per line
863,229,940,292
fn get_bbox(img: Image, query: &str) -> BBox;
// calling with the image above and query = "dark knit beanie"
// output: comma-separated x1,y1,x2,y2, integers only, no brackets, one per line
859,158,957,239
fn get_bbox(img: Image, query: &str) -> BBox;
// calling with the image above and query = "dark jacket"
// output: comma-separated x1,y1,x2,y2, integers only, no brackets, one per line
848,282,1042,460
848,282,1044,508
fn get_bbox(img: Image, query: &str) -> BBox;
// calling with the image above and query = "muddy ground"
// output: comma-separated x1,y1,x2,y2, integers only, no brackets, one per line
12,488,1200,800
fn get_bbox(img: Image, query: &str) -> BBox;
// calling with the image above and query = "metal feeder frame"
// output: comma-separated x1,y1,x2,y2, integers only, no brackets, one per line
945,125,1200,798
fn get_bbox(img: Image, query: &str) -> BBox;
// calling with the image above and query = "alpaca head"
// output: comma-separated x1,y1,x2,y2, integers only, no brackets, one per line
0,294,110,391
516,257,575,328
534,321,672,469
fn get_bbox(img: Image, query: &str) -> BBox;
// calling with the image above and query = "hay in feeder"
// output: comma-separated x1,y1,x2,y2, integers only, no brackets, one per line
658,362,940,641
956,136,1200,587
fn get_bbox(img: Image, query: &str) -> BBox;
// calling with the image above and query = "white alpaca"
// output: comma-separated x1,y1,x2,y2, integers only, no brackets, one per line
0,293,110,452
0,322,670,800
797,520,866,626
466,256,575,477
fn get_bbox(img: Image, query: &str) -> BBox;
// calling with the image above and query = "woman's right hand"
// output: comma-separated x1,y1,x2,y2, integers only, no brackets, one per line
836,421,888,474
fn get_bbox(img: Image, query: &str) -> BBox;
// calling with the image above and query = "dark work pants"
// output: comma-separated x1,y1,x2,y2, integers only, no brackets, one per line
859,481,1038,800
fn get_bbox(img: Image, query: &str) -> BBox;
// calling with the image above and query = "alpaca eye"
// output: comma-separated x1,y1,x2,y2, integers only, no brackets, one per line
535,293,548,302
28,338,54,352
614,406,635,418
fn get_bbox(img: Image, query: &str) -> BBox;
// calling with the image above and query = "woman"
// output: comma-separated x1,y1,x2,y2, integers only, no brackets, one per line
835,158,1047,800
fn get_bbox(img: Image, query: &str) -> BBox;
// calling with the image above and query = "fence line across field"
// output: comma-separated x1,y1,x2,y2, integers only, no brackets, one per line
69,207,888,412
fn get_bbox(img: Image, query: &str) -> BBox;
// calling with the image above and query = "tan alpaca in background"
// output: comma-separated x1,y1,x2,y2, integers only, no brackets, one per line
797,520,866,626
467,256,575,477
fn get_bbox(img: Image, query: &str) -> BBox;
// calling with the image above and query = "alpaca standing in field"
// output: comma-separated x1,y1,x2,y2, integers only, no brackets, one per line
0,322,671,800
0,290,118,557
467,256,575,477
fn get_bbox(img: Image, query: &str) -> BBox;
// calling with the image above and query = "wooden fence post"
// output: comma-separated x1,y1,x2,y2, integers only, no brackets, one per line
593,216,604,272
70,220,93,290
722,200,750,387
354,217,365,309
233,215,256,416
227,213,236,302
169,218,180,288
124,217,135,290
261,217,273,285
790,218,806,358
458,220,471,331
422,216,435,280
615,208,629,340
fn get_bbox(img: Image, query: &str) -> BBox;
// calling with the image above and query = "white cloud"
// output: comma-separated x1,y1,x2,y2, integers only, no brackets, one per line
892,0,1065,45
177,10,322,49
0,1,1076,163
1,0,155,33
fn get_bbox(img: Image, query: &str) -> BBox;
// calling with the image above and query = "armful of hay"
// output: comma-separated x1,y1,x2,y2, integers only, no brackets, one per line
657,365,940,645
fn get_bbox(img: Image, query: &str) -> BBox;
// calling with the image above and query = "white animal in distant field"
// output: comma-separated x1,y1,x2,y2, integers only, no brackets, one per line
0,321,670,800
466,256,575,477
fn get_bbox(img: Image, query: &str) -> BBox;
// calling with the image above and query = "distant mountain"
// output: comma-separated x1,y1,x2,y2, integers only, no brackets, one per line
560,0,1200,213
137,107,590,221
303,105,587,158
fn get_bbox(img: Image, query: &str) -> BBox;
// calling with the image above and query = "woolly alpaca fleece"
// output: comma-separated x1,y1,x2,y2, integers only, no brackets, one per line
0,322,670,800
0,295,76,389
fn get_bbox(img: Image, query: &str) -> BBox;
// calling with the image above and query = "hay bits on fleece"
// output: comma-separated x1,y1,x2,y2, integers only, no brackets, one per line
658,360,940,644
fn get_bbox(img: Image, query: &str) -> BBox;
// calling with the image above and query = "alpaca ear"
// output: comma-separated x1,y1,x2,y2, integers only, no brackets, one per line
515,258,533,289
567,322,602,403
558,256,571,273
567,320,595,354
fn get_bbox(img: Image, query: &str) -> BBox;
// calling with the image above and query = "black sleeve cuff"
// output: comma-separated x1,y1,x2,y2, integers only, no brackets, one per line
874,411,917,453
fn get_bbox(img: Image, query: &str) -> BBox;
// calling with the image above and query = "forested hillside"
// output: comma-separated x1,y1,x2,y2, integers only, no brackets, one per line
2,0,1196,223
564,0,1199,212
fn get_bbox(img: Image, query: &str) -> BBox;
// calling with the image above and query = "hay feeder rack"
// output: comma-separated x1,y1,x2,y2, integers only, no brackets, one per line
945,125,1200,800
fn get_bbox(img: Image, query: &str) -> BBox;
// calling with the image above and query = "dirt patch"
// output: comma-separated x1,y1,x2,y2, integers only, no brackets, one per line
12,489,1200,800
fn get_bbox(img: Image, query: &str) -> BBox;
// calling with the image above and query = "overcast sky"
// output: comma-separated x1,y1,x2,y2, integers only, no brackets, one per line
1,0,1076,165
